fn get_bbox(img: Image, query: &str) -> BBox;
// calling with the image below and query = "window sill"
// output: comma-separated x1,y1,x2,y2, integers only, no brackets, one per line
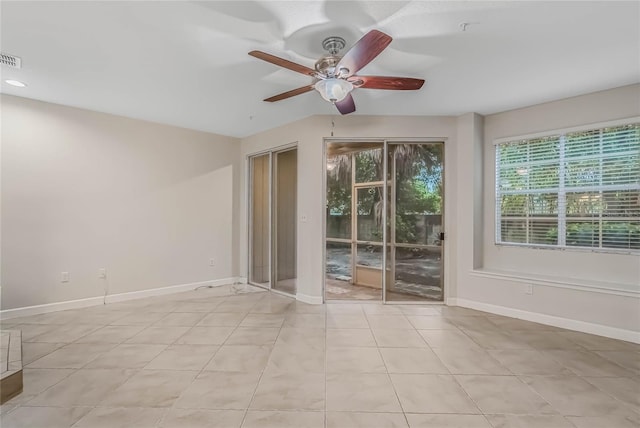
470,268,640,297
495,242,639,256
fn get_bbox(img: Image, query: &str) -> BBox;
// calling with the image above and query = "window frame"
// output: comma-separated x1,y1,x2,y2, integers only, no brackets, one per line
494,117,640,255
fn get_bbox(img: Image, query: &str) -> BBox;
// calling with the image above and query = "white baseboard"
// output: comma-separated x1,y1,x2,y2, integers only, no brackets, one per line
104,277,236,304
0,277,239,320
449,298,640,344
0,295,105,321
446,298,459,306
296,293,323,305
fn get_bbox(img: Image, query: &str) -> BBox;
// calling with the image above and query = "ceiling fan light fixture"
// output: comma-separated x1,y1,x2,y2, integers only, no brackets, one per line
314,78,353,103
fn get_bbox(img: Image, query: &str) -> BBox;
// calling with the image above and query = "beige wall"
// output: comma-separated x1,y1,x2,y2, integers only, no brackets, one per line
1,94,241,310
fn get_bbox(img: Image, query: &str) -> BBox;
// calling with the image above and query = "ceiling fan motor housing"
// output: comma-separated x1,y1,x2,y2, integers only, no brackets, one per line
316,36,351,77
315,55,341,77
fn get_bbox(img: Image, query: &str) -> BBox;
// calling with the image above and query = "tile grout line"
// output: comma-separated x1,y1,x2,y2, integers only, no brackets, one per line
153,292,241,427
17,314,141,414
5,290,640,427
370,313,413,427
84,288,265,427
324,304,328,428
238,299,296,427
102,292,243,427
153,288,272,427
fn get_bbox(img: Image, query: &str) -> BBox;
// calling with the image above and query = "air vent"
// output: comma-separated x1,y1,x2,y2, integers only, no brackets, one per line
1,53,22,69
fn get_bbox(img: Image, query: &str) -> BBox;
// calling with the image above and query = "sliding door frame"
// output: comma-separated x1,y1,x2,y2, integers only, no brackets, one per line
271,146,298,297
246,143,298,296
247,151,273,291
385,141,446,303
322,137,447,304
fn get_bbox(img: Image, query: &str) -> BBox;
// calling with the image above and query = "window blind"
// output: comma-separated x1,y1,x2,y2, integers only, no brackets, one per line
496,123,640,252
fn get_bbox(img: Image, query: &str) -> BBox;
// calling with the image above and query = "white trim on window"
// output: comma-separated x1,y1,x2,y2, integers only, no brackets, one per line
493,117,640,145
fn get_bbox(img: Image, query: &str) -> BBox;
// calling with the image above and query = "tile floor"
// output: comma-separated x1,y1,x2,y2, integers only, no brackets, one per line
0,284,638,427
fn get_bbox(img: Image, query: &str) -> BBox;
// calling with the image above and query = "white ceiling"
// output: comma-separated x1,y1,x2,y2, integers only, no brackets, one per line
1,1,638,138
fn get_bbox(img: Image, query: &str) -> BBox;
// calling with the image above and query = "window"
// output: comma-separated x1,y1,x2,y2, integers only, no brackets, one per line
496,122,640,252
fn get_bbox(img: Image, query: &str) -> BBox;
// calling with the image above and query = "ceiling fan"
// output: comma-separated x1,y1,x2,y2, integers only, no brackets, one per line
248,30,425,115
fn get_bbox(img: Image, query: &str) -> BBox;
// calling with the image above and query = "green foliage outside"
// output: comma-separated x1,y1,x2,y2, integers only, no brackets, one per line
326,145,443,244
546,222,640,249
498,124,640,250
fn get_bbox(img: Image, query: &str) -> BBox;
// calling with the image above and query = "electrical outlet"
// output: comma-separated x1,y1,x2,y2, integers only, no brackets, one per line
61,272,69,283
98,268,107,279
525,284,533,295
209,258,215,267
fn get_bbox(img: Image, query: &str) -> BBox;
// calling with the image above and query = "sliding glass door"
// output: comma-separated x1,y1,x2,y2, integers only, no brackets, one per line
324,141,444,302
248,147,298,296
386,143,444,301
273,148,297,294
326,143,385,300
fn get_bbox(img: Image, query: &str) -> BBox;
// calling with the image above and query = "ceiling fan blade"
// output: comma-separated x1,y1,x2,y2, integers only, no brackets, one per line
352,76,425,90
336,30,392,77
264,85,315,102
249,51,316,76
335,94,356,115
